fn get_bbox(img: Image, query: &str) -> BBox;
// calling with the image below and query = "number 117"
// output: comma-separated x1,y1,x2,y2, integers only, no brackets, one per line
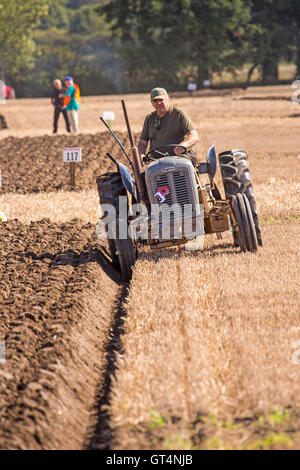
67,152,78,161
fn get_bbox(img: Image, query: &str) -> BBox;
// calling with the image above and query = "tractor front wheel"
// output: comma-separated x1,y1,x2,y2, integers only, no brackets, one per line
97,172,137,281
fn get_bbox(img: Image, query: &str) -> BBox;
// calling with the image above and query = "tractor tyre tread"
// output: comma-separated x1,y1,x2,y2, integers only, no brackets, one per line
219,149,262,246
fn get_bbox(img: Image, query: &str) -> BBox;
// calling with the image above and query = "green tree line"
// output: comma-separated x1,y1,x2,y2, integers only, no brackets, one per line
0,0,299,97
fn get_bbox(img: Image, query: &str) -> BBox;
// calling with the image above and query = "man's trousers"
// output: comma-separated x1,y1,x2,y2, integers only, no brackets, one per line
68,109,79,134
53,107,70,133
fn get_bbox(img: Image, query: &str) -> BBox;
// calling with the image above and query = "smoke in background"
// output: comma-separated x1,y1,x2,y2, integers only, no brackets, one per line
11,38,123,98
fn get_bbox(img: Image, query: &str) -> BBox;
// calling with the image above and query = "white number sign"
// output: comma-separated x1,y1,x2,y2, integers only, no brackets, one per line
102,111,115,121
63,147,82,162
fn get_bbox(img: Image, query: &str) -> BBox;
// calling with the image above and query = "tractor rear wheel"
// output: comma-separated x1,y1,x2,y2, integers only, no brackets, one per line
219,149,262,247
97,172,136,281
231,194,258,252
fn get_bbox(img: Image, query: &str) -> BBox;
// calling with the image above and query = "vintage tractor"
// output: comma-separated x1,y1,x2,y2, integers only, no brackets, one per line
97,100,262,280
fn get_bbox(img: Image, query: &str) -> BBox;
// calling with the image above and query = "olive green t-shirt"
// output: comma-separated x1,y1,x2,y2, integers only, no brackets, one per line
140,105,195,151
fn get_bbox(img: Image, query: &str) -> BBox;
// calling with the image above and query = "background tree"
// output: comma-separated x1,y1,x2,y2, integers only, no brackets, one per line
102,0,253,91
0,0,297,97
0,0,48,84
11,0,120,97
247,0,291,84
287,0,300,79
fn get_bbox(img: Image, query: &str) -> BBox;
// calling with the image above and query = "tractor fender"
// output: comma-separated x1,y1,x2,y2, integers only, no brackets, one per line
118,162,135,198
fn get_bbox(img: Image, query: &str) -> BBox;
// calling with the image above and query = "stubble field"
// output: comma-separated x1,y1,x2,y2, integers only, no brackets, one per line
0,85,299,449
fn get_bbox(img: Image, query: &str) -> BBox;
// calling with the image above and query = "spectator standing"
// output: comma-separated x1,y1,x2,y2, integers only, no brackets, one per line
61,76,80,134
51,79,70,134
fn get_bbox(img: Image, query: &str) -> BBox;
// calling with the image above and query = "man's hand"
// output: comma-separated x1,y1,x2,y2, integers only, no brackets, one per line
174,145,186,155
175,130,199,155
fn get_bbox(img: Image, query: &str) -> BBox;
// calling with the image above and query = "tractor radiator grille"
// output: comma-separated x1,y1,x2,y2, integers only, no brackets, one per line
155,171,193,219
173,171,193,217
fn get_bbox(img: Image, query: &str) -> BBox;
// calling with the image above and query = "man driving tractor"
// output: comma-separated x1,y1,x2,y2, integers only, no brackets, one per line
138,87,200,164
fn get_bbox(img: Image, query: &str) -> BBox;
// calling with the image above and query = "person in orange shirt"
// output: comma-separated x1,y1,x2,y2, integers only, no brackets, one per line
60,76,80,133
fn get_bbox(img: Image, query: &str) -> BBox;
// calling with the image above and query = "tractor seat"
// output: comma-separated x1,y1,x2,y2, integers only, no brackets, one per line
198,144,217,180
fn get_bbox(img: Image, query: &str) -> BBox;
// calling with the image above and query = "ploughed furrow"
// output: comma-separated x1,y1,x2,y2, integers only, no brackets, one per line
107,222,300,450
0,132,139,195
0,219,123,449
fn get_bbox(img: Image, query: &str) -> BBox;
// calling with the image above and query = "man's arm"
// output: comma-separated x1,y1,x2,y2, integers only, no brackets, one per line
138,139,148,162
174,129,199,155
59,86,72,99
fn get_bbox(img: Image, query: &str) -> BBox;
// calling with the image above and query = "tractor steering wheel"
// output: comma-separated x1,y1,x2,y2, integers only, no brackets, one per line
144,144,187,162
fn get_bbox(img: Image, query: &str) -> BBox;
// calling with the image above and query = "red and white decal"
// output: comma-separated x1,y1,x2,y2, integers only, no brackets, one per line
155,185,170,203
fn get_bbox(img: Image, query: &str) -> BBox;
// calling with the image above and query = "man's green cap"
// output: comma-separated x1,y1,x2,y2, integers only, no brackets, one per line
150,87,168,101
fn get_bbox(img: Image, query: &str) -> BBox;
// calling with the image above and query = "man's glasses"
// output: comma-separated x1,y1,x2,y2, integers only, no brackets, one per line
155,116,161,129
